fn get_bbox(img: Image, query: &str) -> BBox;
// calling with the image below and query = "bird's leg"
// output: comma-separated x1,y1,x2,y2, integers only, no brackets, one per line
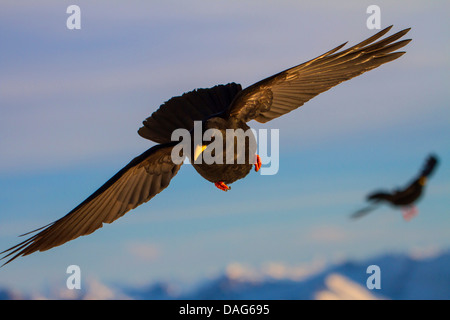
215,181,231,192
254,154,262,172
402,205,418,221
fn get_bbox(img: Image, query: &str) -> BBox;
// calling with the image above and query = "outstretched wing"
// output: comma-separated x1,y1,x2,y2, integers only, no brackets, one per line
419,154,439,178
1,143,182,266
350,204,380,219
228,26,411,123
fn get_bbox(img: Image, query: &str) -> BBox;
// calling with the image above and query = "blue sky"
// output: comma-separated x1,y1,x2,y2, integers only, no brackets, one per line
0,1,449,294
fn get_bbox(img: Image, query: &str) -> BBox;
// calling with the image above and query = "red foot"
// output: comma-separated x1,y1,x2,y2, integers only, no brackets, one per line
402,206,418,221
254,154,262,172
215,181,230,192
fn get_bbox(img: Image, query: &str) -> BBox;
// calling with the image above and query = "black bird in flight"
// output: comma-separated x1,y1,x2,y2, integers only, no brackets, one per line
1,26,411,265
351,154,439,220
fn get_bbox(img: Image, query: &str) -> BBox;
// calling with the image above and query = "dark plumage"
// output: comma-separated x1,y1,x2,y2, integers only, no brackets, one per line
351,154,439,220
1,26,411,265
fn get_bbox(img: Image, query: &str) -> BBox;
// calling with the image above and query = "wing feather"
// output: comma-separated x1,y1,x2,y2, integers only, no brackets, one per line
1,143,182,266
228,26,411,123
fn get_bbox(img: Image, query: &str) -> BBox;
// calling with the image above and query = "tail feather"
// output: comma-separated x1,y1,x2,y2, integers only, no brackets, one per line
138,83,242,143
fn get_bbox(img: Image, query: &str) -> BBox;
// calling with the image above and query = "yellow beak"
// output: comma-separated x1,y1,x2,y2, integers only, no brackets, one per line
194,144,207,161
419,176,427,186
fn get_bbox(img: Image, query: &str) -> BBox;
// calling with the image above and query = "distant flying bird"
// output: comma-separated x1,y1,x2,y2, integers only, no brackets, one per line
1,26,411,266
351,154,439,220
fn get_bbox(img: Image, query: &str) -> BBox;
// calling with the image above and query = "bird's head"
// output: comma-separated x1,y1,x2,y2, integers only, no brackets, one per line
192,117,228,162
191,117,255,165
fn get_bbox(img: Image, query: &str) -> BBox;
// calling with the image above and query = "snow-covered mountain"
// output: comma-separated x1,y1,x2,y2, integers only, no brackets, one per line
119,249,450,300
151,249,450,300
2,250,449,300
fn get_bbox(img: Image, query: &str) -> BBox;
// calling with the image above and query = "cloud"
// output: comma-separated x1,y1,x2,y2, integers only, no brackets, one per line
224,257,327,283
34,277,131,300
1,0,448,175
315,273,384,300
82,278,130,300
262,258,327,281
409,245,443,261
126,242,160,262
306,225,351,244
